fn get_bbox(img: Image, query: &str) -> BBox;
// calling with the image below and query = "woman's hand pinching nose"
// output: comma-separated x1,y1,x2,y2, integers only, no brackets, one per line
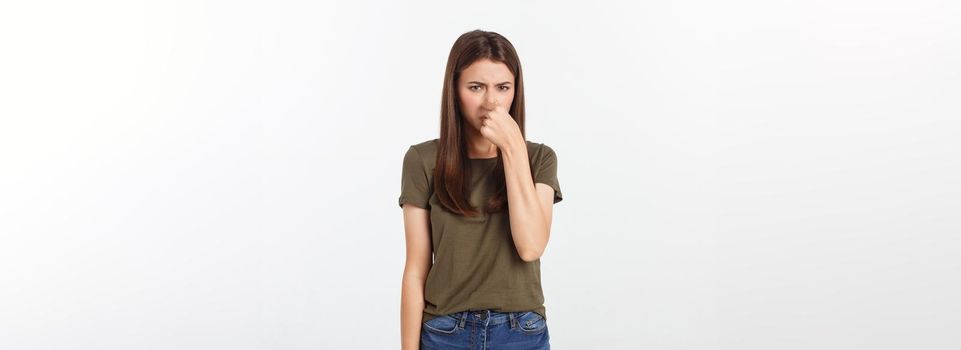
478,98,522,150
483,99,506,121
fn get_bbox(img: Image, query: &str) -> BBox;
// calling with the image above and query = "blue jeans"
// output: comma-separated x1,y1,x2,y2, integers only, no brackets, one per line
420,309,550,350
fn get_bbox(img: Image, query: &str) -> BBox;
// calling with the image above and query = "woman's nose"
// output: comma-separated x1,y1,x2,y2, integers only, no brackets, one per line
483,96,498,108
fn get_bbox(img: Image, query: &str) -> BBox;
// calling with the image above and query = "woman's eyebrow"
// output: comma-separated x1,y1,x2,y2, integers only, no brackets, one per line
467,81,513,85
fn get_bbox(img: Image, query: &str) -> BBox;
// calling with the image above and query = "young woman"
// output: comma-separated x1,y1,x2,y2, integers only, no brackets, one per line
399,29,563,350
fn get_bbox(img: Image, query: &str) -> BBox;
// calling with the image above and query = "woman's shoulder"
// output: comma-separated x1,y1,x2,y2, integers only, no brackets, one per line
406,138,554,161
410,138,439,150
408,138,439,155
524,139,557,160
404,138,439,166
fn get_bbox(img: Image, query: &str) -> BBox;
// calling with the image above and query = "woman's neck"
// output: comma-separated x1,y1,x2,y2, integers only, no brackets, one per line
465,132,498,159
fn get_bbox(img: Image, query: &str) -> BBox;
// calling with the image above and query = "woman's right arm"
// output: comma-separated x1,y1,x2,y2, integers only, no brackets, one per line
401,203,432,350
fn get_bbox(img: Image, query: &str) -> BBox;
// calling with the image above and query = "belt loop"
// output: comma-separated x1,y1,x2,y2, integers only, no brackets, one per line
508,311,517,329
459,311,466,328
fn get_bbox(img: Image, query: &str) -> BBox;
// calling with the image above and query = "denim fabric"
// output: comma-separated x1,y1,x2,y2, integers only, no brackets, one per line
420,309,550,350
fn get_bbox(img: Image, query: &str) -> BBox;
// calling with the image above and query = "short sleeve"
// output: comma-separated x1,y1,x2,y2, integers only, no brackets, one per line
532,144,563,204
399,146,431,209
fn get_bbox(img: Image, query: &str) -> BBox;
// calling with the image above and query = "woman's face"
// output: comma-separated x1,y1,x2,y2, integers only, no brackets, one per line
457,58,515,133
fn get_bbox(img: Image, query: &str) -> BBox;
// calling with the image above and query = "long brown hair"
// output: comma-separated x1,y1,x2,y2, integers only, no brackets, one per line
433,29,526,217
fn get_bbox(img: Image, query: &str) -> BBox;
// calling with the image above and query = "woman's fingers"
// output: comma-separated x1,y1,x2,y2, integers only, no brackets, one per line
483,98,509,125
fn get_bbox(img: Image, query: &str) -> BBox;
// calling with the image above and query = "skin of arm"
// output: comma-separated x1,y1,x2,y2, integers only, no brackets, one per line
477,97,555,262
400,204,433,350
458,61,555,262
501,138,556,262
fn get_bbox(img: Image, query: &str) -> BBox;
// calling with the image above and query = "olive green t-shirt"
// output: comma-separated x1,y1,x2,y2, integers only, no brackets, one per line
398,138,563,323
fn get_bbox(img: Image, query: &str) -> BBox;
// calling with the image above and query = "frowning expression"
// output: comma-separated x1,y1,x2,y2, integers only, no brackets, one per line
457,58,515,132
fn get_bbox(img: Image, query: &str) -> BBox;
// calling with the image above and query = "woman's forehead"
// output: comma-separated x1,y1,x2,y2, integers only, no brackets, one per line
460,59,514,82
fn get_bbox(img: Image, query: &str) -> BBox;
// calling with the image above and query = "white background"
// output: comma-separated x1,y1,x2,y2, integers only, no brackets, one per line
1,0,959,349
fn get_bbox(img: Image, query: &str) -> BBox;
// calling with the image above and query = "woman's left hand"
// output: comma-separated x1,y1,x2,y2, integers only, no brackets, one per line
479,99,524,152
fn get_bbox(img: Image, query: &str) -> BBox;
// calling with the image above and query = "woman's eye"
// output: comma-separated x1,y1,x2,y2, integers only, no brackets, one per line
499,86,510,91
469,86,482,91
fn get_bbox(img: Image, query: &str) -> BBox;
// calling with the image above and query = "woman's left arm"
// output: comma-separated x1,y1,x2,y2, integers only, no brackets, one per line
501,139,556,262
480,99,556,262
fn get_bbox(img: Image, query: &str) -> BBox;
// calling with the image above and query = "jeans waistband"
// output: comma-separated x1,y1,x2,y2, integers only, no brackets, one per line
446,309,534,327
